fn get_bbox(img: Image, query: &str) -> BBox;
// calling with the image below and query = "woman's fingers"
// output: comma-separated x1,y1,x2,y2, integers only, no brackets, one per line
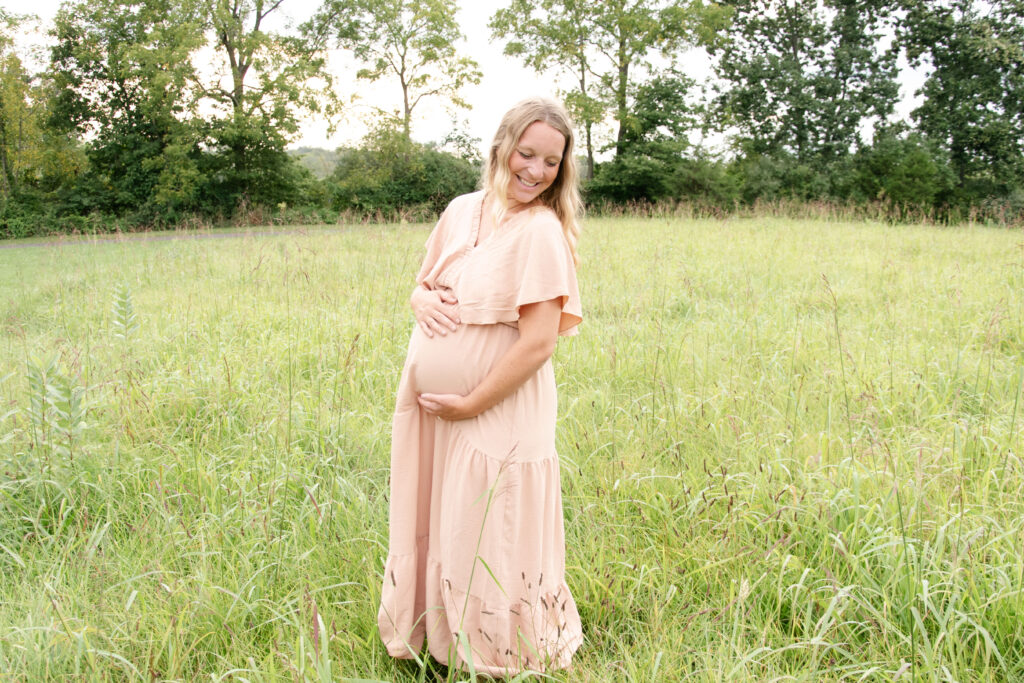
431,290,460,324
438,308,459,331
421,311,456,337
417,394,442,414
417,392,470,420
428,304,459,334
432,297,460,328
412,287,461,335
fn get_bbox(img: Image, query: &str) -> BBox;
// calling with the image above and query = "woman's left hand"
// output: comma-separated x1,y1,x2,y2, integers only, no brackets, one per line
417,393,477,421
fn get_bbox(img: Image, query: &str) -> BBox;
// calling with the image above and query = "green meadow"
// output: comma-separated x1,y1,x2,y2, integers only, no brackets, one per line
1,216,1022,681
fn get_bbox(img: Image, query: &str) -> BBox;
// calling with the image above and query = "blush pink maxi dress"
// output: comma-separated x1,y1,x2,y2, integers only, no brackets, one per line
378,191,584,676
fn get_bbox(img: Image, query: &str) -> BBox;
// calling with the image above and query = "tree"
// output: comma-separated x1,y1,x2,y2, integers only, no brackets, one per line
307,0,481,139
201,0,337,208
588,72,694,200
328,122,478,216
0,10,37,197
594,0,730,157
0,11,89,236
492,0,730,161
847,124,955,218
49,0,204,218
586,71,736,204
901,0,1024,199
713,0,899,178
47,0,335,221
490,0,603,177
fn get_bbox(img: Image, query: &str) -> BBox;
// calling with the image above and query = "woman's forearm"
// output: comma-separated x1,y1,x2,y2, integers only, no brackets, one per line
463,333,555,416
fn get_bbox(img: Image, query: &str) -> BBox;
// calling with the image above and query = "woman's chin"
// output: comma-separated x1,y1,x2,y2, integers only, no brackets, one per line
509,189,540,205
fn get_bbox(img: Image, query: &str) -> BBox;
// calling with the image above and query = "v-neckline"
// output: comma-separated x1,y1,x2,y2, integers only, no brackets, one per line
470,192,486,249
472,192,538,251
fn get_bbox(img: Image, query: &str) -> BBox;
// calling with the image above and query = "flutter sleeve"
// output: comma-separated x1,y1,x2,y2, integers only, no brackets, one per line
415,206,452,288
457,209,582,336
415,192,480,289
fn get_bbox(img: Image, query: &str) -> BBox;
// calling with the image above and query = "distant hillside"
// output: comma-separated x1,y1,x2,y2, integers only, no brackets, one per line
289,147,341,179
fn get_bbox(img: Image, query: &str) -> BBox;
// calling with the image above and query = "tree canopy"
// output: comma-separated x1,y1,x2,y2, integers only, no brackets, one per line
307,0,480,139
491,0,731,165
49,0,204,217
2,0,1023,237
902,0,1024,199
1,11,46,198
713,0,899,167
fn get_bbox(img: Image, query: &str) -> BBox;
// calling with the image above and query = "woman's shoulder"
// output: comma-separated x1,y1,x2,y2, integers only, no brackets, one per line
510,202,559,231
518,204,566,246
430,191,483,238
444,190,485,214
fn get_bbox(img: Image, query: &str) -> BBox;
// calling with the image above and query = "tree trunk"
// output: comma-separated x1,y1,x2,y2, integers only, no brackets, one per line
614,37,629,157
402,79,411,139
0,113,12,197
584,124,594,180
579,58,594,179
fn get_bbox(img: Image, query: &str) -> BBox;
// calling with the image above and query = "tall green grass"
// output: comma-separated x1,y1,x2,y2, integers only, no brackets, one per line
1,217,1022,681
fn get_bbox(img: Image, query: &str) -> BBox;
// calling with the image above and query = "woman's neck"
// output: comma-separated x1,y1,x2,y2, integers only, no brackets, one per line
491,190,540,216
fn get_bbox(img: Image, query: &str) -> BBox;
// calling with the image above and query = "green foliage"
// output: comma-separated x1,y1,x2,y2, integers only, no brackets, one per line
490,0,605,175
589,72,697,202
25,355,86,464
715,0,899,165
436,119,482,164
205,0,337,207
901,0,1024,201
845,126,956,218
111,282,138,342
48,0,204,222
587,73,738,206
4,0,1024,231
307,0,480,139
0,11,84,237
31,0,334,229
491,0,731,162
0,12,40,198
196,119,307,212
704,0,1023,216
590,0,731,157
327,123,478,217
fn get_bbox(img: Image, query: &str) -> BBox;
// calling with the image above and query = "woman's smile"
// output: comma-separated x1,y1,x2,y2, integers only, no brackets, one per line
506,120,565,207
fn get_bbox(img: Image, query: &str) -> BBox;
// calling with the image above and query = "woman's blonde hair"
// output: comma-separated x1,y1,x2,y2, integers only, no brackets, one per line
482,97,583,266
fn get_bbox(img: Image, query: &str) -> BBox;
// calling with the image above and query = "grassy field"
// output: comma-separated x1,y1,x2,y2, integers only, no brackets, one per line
1,216,1022,682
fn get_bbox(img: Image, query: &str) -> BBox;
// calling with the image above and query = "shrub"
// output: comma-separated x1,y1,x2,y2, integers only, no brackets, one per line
848,129,956,219
327,127,479,219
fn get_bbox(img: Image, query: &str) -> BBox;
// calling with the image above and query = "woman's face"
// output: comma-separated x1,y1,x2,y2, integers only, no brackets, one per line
506,120,565,208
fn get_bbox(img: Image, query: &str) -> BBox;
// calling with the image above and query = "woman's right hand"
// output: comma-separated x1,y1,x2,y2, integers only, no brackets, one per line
410,285,460,338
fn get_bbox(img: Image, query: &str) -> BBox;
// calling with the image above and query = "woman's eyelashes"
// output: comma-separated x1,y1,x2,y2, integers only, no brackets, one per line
517,149,559,167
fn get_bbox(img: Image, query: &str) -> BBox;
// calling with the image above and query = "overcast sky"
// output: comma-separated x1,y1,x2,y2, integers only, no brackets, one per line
270,0,570,153
7,0,923,157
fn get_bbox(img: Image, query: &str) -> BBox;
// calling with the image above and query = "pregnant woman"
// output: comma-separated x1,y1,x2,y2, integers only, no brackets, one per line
378,97,584,677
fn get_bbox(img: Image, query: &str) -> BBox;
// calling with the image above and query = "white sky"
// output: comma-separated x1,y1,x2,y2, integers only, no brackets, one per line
6,0,924,157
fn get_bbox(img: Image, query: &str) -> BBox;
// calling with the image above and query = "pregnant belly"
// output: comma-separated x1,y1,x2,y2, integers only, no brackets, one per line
406,323,517,395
